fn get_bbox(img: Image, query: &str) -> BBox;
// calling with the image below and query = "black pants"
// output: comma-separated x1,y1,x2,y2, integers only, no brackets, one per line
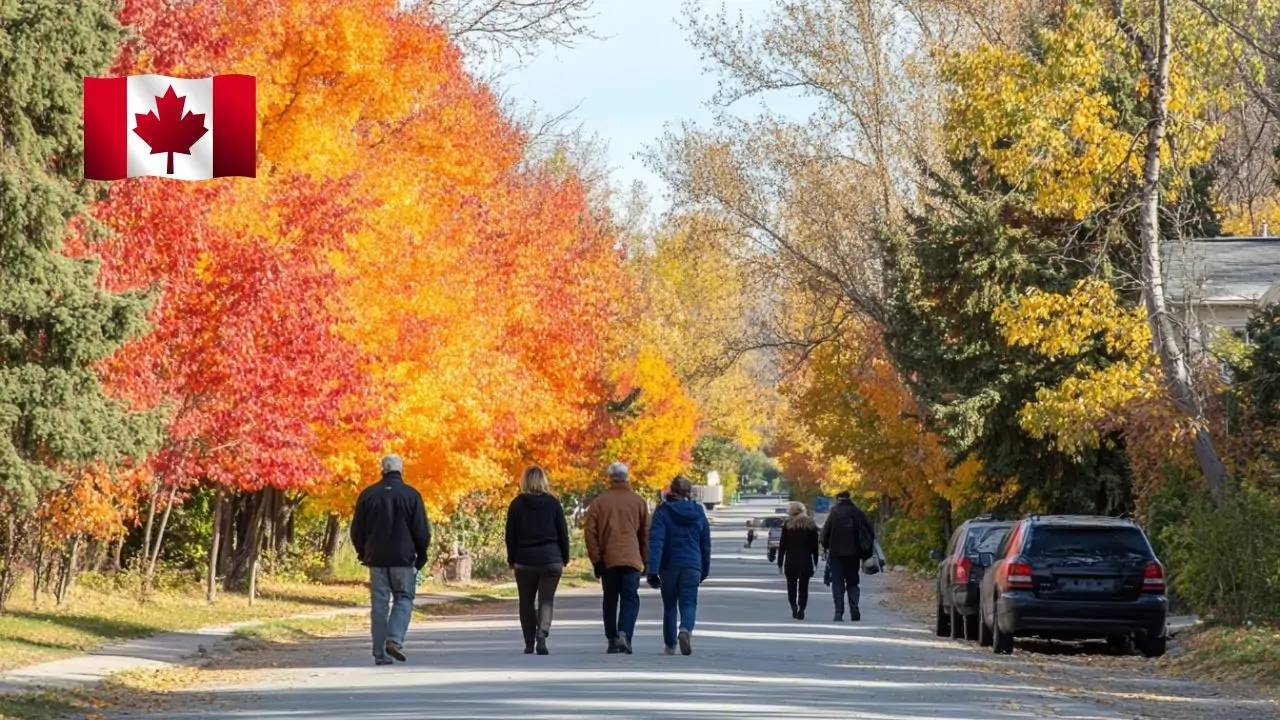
785,571,811,612
829,555,861,615
514,563,563,645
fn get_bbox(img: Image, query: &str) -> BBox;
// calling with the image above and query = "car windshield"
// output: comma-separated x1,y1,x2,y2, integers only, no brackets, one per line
966,526,1012,554
759,517,786,528
1025,526,1151,558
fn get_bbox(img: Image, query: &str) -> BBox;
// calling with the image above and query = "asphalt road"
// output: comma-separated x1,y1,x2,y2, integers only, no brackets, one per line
114,497,1278,720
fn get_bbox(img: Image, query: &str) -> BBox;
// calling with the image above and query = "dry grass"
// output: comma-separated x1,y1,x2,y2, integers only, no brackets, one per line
1169,625,1280,687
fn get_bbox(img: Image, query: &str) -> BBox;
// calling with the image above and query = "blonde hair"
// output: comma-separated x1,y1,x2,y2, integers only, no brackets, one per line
520,466,551,495
784,502,817,530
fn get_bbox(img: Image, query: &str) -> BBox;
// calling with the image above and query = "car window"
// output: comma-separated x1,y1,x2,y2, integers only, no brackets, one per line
760,517,785,528
944,527,963,557
966,526,1012,554
996,523,1023,559
1024,526,1151,558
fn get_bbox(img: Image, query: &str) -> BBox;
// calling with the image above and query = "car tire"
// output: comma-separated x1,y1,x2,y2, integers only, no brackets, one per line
767,549,777,563
1107,634,1134,655
1137,631,1167,658
964,613,979,641
934,597,951,637
950,606,963,640
991,596,1014,655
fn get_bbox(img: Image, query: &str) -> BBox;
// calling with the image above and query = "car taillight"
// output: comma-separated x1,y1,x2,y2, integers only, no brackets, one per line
955,557,971,583
1002,558,1033,590
1143,561,1166,593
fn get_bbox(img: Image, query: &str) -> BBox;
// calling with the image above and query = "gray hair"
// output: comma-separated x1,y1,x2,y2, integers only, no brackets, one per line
607,461,629,483
381,454,403,474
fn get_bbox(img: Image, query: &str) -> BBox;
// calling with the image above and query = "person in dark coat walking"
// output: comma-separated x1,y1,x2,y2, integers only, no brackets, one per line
776,501,820,620
646,476,711,656
505,466,570,655
820,490,874,622
350,454,432,665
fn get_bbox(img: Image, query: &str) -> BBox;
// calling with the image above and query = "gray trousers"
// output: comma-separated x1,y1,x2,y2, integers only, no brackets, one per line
369,566,416,659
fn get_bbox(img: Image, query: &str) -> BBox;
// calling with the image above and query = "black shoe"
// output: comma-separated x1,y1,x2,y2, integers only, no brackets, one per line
791,607,799,619
833,612,843,622
850,609,862,622
536,634,549,655
385,641,407,662
798,609,805,620
617,634,633,654
677,629,692,656
607,638,622,654
524,642,535,654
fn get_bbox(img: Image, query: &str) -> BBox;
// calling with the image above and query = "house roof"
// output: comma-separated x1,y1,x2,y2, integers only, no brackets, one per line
1163,238,1280,303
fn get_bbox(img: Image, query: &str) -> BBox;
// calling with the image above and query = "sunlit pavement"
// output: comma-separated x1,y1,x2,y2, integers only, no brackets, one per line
116,498,1278,720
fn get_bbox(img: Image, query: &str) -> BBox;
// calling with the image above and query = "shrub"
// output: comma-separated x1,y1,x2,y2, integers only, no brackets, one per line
1156,483,1280,624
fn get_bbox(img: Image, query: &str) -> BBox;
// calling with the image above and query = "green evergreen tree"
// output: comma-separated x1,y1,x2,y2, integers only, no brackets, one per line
0,0,156,509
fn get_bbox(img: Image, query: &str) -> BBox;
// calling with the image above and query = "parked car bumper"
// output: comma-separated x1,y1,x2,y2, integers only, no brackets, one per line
997,591,1168,637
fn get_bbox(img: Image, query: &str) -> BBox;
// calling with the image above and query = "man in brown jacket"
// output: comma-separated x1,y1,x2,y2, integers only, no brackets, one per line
584,461,650,654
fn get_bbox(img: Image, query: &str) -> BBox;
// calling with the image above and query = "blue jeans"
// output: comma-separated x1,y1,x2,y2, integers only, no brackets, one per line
601,567,640,640
659,566,701,648
369,566,416,659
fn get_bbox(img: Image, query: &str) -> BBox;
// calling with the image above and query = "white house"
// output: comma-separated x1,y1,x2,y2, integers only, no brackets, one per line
1163,237,1280,346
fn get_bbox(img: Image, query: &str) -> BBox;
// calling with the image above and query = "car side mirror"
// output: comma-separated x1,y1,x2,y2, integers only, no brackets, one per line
978,552,995,567
928,549,943,562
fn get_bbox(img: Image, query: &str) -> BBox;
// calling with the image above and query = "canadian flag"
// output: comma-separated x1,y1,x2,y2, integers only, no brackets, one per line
83,74,256,181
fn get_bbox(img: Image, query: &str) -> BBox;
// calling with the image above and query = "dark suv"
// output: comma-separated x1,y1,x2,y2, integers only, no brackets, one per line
931,516,1015,640
978,515,1168,657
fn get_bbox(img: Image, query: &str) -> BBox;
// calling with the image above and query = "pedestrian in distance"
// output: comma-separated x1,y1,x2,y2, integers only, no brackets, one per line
820,489,876,622
584,461,651,654
350,454,432,665
777,501,820,620
505,466,570,656
745,521,756,548
646,476,711,656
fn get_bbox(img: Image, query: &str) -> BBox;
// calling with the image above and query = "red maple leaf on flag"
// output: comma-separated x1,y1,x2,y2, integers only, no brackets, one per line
133,86,209,175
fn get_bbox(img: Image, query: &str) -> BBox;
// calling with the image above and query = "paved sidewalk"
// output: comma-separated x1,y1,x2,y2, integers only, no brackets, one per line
0,591,473,693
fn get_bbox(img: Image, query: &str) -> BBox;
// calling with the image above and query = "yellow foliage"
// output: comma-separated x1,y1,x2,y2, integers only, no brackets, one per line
942,1,1233,219
603,345,700,492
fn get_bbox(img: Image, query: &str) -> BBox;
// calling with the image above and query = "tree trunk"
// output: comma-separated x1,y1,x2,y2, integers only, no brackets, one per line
55,535,80,606
207,492,223,604
111,535,125,572
224,491,268,592
218,493,237,575
141,481,160,568
1134,0,1230,502
0,516,20,615
145,485,178,586
246,497,268,606
322,513,342,575
31,528,45,606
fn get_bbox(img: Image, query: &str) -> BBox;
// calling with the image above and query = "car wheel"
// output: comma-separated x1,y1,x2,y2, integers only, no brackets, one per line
950,605,963,640
964,612,980,641
767,549,777,563
991,596,1014,655
1107,634,1134,655
1137,631,1167,658
977,600,992,647
934,597,951,637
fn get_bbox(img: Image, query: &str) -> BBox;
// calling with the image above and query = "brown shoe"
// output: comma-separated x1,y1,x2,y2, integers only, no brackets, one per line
385,641,407,662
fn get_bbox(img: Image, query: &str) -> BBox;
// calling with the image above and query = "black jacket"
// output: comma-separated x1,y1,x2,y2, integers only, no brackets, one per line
350,472,432,570
505,492,570,567
777,518,820,577
821,498,873,559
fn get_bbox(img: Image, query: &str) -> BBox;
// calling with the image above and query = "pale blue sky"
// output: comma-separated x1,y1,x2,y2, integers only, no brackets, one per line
490,0,805,209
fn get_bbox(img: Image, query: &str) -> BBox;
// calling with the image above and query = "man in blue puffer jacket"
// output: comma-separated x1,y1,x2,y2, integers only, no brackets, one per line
646,476,711,656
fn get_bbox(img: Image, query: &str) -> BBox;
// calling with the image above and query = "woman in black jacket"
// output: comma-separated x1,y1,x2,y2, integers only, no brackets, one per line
505,466,570,654
776,501,820,620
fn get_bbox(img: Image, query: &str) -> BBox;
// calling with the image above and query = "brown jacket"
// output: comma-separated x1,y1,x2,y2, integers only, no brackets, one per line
584,483,650,571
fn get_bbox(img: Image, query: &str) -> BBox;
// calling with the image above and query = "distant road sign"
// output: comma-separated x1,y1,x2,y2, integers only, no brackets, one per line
813,496,833,514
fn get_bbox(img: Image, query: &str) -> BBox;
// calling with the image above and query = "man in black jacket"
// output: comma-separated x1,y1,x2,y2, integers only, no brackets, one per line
350,455,432,665
820,490,873,622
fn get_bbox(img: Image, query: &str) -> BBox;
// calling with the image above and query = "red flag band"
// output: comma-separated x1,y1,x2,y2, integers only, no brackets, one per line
84,74,256,181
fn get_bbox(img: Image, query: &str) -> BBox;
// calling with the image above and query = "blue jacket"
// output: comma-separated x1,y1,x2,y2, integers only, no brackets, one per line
647,499,711,576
